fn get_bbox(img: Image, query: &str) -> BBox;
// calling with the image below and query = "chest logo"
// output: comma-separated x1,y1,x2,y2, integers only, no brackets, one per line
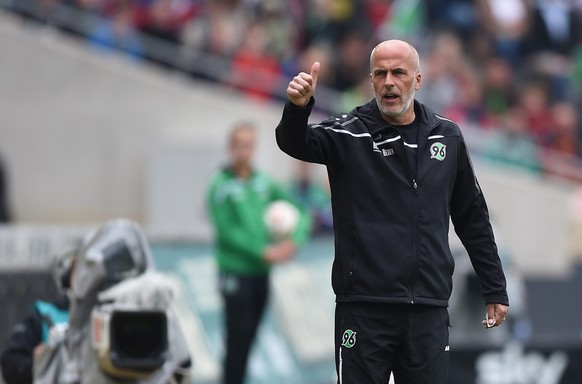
341,329,357,348
430,142,447,161
382,148,395,157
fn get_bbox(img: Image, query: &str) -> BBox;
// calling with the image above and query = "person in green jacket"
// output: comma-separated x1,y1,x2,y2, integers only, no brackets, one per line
207,122,311,384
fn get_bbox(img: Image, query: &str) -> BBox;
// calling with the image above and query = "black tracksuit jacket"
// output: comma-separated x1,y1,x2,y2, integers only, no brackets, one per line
276,98,509,307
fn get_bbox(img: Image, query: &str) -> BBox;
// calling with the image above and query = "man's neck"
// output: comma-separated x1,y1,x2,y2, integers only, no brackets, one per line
382,110,416,126
233,164,252,179
379,101,417,126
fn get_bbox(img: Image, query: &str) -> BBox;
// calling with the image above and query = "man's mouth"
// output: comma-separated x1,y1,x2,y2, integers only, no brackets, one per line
383,93,399,101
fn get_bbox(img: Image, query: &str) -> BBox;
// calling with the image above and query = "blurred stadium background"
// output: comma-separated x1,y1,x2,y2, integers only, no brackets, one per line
1,0,582,383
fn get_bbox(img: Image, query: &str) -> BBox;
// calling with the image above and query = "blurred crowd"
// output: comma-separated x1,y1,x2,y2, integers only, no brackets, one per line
5,0,582,180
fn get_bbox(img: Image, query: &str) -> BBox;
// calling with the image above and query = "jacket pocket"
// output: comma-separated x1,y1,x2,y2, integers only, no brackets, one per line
345,229,358,293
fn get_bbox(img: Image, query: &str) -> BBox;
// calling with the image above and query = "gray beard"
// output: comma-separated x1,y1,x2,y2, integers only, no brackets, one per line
374,94,414,118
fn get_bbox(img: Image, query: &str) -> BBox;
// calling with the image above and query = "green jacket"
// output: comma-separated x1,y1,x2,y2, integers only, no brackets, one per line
207,167,312,275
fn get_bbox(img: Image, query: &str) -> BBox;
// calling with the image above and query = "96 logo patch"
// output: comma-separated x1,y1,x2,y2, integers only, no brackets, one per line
430,142,447,161
341,329,357,348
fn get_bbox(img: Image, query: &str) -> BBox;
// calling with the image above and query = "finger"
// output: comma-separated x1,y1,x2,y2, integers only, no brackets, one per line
486,307,496,328
494,305,508,325
289,75,311,95
287,87,303,99
310,61,320,88
292,76,313,92
287,87,309,107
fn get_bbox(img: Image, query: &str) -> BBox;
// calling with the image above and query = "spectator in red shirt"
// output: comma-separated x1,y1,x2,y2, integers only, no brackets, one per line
134,0,198,43
548,101,582,156
517,82,554,146
228,24,282,101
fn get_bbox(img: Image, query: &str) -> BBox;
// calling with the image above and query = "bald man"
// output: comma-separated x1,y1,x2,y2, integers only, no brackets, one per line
275,40,509,383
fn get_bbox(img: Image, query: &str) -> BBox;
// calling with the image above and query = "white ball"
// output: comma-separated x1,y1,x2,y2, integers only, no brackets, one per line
264,200,300,240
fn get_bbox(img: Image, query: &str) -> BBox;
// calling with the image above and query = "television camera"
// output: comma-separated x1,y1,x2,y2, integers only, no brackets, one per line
34,219,192,384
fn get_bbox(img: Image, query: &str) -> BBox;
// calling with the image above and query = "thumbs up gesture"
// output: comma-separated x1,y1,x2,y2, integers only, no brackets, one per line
287,62,320,107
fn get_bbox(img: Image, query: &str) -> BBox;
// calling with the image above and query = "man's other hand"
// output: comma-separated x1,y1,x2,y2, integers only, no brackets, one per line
482,303,509,328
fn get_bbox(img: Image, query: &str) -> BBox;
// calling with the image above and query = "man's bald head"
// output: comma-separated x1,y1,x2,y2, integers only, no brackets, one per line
370,40,420,74
369,39,423,124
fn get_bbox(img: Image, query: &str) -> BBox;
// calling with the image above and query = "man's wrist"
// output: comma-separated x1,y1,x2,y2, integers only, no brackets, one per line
288,97,314,110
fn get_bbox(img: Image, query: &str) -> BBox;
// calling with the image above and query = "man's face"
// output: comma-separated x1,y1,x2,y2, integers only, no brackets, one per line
370,43,421,124
230,128,255,168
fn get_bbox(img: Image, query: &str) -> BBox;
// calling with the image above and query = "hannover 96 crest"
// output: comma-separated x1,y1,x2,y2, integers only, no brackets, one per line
342,329,357,348
430,142,447,161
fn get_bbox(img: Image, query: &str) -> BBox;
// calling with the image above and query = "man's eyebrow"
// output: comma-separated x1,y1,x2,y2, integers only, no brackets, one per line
373,67,407,73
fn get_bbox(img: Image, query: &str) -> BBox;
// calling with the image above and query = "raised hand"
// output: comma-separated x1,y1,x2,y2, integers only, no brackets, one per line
287,62,320,107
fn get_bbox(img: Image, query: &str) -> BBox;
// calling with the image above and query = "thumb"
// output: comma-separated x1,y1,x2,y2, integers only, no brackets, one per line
310,61,320,89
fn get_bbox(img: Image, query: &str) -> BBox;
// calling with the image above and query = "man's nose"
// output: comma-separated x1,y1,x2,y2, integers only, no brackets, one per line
383,74,395,87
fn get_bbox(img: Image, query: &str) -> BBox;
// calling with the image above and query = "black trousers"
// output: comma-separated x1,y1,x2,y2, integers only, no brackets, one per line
220,273,269,384
335,302,450,384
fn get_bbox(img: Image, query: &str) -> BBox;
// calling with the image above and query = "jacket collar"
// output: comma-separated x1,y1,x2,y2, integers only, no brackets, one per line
354,99,441,141
224,165,257,180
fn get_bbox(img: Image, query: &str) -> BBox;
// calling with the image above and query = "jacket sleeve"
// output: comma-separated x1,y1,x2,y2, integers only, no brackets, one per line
269,181,312,246
275,98,356,166
206,177,266,262
0,307,43,384
450,136,509,306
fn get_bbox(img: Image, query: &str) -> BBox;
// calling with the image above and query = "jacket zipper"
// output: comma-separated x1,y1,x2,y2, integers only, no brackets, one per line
347,229,357,290
398,123,438,304
409,134,434,303
397,128,419,305
410,177,418,304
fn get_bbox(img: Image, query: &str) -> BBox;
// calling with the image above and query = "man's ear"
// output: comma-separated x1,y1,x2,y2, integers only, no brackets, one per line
415,73,422,90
